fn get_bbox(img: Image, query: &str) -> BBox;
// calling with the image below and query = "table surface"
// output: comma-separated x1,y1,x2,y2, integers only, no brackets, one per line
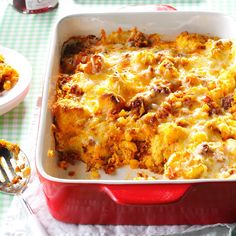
1,0,236,234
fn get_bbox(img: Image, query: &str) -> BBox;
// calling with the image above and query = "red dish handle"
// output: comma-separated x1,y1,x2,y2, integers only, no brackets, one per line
102,184,191,205
119,4,177,12
146,4,176,11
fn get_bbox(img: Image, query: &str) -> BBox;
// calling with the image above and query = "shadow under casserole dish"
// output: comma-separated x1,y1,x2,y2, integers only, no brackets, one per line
51,27,236,180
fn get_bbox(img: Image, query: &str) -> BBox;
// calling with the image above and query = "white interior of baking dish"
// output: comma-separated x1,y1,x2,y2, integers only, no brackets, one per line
36,11,236,183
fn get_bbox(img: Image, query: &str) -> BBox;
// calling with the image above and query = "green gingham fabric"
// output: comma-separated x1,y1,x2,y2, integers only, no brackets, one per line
0,0,58,224
0,0,236,229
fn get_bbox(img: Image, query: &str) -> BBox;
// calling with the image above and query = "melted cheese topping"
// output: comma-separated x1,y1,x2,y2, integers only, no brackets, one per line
53,28,236,179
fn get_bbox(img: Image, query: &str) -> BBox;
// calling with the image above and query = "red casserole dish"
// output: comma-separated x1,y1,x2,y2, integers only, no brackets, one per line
36,10,236,225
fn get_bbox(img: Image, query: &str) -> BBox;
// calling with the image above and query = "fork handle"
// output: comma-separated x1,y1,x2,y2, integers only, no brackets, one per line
18,195,48,236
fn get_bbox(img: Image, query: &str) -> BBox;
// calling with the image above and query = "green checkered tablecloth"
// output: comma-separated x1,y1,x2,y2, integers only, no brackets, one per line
0,0,58,225
0,0,236,230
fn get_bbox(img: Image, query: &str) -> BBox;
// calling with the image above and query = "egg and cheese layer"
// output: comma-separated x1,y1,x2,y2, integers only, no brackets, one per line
52,28,236,179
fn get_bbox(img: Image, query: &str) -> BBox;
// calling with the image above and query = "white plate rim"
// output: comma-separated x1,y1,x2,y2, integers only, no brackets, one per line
0,45,32,115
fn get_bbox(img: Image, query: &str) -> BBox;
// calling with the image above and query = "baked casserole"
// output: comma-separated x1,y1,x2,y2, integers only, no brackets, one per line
52,28,236,179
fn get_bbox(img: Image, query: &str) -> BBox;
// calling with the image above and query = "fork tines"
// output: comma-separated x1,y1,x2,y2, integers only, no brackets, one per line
0,162,9,183
0,148,16,184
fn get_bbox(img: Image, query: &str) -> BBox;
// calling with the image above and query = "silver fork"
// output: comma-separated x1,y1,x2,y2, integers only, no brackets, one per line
0,147,48,236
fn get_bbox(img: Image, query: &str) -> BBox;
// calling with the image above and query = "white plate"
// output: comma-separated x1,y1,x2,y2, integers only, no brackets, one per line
0,45,32,116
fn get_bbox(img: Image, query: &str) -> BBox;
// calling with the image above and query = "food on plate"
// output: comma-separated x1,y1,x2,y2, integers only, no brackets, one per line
0,139,20,156
52,27,236,179
0,54,19,93
0,139,30,184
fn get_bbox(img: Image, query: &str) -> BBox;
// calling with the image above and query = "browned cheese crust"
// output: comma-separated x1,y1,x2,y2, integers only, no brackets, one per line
52,28,236,179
